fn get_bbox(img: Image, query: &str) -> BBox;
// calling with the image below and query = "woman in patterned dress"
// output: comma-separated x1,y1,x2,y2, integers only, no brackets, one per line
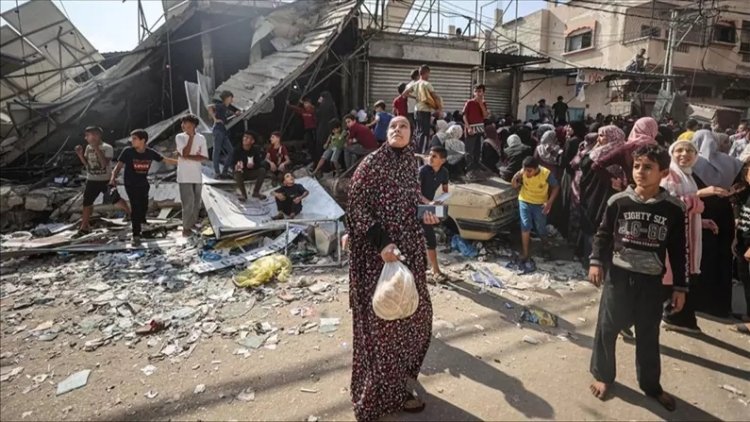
346,115,438,421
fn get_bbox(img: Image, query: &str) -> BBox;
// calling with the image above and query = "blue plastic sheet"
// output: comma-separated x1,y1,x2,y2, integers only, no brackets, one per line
451,235,478,258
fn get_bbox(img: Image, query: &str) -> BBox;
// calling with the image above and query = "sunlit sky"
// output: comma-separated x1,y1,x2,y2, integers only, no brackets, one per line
1,0,546,52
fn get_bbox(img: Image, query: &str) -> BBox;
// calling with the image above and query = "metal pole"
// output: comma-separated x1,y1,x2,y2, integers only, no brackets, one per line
664,9,678,94
165,7,175,116
475,0,479,37
438,0,440,34
514,0,518,48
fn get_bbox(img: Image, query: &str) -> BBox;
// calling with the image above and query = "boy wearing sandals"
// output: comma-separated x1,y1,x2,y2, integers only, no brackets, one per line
419,146,449,279
511,156,560,273
588,145,687,412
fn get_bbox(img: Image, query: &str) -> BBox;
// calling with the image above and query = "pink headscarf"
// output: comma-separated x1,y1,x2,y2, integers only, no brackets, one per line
627,117,658,145
589,125,626,162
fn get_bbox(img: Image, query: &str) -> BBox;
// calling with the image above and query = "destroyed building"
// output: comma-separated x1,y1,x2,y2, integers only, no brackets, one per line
1,0,545,244
1,0,361,177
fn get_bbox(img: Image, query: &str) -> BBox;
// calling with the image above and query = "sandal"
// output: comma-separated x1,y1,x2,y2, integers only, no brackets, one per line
649,391,676,412
731,323,750,335
402,397,426,413
72,229,92,239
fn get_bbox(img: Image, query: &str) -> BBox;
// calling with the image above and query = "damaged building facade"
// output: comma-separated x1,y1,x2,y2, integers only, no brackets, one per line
1,0,361,175
1,0,546,245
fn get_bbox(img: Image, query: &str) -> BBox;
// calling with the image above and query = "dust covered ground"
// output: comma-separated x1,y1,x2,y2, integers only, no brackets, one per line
1,236,749,421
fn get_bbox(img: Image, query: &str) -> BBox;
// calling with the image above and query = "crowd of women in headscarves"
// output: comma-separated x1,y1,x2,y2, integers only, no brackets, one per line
481,114,750,332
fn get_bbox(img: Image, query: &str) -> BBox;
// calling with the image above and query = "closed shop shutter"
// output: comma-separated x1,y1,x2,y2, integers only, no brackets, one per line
367,61,473,114
473,70,513,118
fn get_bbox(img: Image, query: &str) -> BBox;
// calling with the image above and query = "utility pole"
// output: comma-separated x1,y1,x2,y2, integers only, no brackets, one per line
662,9,678,93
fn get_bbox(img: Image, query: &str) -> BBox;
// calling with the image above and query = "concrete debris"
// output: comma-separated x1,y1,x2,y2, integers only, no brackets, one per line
56,369,91,396
720,384,745,396
141,365,157,376
0,366,24,382
237,335,269,350
194,384,206,394
318,317,341,334
237,387,256,402
522,335,541,345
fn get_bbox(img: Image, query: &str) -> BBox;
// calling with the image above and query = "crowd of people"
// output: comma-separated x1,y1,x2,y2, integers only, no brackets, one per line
71,63,750,420
342,66,750,420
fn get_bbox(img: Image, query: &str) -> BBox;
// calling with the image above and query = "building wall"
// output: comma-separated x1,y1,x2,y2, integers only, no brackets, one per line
493,0,750,116
518,75,612,121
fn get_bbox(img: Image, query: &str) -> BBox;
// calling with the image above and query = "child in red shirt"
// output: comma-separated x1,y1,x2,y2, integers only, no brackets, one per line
265,131,292,186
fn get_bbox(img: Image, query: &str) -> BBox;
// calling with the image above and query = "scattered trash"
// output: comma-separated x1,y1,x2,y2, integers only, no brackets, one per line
451,235,478,257
56,369,91,396
144,390,159,399
233,255,293,288
470,269,504,288
194,384,206,394
300,388,318,394
519,307,558,327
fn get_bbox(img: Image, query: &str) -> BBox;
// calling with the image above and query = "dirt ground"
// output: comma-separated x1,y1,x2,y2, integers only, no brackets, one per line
1,256,749,422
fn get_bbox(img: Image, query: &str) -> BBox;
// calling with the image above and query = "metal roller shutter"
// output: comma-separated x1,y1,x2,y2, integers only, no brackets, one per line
474,70,513,118
367,61,473,114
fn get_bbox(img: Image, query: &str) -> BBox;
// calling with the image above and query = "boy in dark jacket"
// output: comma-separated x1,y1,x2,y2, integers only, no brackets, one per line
588,145,687,412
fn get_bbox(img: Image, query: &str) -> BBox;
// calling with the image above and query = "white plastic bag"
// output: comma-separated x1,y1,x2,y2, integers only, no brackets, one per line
372,261,419,320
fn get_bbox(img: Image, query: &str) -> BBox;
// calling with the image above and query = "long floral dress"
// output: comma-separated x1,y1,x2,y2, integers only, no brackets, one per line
346,142,433,421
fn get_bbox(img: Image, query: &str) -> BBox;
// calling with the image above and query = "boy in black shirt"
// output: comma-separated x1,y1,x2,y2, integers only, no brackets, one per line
588,145,687,411
233,131,268,201
419,146,449,279
272,173,309,220
111,129,177,245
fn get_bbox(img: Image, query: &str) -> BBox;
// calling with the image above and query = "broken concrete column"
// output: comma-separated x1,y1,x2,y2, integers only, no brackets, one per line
24,187,80,212
0,185,27,213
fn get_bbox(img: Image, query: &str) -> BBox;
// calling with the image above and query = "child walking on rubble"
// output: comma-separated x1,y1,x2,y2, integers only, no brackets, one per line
110,129,177,245
510,156,560,273
588,145,687,412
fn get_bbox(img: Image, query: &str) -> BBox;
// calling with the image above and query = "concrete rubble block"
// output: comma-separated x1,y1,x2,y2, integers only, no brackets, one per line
0,185,27,213
56,369,91,396
24,187,79,212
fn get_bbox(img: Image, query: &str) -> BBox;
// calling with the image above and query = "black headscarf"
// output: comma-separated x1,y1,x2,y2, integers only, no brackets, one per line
316,91,338,144
516,126,535,148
